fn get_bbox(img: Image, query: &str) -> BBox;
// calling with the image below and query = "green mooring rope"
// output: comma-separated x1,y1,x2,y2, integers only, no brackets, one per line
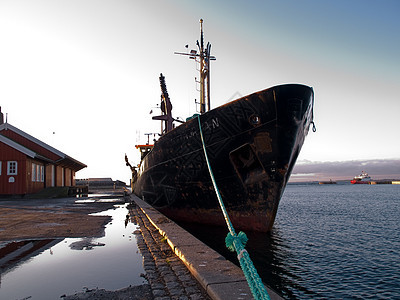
197,116,271,300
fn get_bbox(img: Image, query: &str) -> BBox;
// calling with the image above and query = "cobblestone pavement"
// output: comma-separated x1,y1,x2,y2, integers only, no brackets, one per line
129,203,212,300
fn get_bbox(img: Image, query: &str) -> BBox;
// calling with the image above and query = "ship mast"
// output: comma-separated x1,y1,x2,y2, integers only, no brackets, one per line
175,19,216,114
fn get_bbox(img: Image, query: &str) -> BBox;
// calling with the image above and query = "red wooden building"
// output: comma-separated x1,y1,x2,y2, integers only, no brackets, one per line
0,108,86,195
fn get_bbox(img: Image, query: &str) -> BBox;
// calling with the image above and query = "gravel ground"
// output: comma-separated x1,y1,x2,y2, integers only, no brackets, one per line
0,194,124,241
62,284,153,300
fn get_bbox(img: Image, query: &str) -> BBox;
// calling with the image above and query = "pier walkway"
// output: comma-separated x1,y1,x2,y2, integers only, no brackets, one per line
130,194,282,300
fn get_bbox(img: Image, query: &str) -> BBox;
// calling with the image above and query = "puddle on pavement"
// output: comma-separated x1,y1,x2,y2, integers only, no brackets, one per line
74,199,96,203
0,204,146,300
75,198,123,204
75,193,126,204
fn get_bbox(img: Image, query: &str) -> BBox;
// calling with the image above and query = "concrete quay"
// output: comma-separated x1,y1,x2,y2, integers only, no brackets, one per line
130,201,210,300
130,194,282,300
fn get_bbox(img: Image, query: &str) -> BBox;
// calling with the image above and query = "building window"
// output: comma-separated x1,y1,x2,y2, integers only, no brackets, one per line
40,165,44,182
7,161,17,175
32,163,44,182
36,164,40,182
32,164,37,182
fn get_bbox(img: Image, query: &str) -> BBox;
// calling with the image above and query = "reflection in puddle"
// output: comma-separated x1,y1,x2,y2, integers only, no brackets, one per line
69,238,105,250
0,204,146,300
74,199,96,203
0,239,62,272
87,193,109,198
75,198,124,204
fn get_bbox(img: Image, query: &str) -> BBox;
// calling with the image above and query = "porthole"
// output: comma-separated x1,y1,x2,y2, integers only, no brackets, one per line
249,114,261,126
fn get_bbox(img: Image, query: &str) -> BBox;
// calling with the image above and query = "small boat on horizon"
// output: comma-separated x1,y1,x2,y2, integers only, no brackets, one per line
351,171,371,184
319,179,336,184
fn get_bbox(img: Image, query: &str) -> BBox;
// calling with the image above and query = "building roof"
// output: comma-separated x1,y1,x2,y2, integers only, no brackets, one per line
88,178,113,182
0,134,37,158
0,122,86,171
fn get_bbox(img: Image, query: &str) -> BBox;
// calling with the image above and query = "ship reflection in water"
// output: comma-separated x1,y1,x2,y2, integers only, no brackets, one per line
0,204,146,300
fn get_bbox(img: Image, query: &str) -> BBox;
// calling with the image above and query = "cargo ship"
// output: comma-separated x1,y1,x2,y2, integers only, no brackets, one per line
126,20,315,232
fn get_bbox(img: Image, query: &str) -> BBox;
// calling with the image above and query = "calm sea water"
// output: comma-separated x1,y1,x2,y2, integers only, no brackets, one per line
181,183,400,299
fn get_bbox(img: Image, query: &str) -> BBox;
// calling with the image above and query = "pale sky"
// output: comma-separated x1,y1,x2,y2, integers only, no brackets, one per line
1,0,399,183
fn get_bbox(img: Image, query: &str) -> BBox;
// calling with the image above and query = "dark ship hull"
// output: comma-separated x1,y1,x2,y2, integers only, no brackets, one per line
133,84,314,232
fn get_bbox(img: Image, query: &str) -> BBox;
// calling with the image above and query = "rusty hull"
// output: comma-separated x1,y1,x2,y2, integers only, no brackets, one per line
134,84,314,232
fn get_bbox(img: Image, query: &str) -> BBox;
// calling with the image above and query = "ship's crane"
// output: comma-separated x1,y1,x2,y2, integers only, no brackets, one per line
151,73,178,135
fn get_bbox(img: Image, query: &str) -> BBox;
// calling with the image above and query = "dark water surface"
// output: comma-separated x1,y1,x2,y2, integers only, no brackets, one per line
0,204,146,300
181,184,400,299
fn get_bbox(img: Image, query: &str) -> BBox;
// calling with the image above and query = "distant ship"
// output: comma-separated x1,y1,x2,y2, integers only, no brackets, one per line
319,179,336,184
351,171,371,184
126,20,316,232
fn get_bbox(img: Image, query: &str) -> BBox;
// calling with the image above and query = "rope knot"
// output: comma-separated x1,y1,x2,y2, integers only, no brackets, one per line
225,231,248,252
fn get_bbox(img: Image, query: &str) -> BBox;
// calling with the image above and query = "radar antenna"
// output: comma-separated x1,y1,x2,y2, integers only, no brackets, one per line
174,19,216,114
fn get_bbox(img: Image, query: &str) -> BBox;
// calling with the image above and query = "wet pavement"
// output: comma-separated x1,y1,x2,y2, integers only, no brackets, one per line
0,192,125,242
0,204,147,299
59,199,211,300
0,191,211,300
